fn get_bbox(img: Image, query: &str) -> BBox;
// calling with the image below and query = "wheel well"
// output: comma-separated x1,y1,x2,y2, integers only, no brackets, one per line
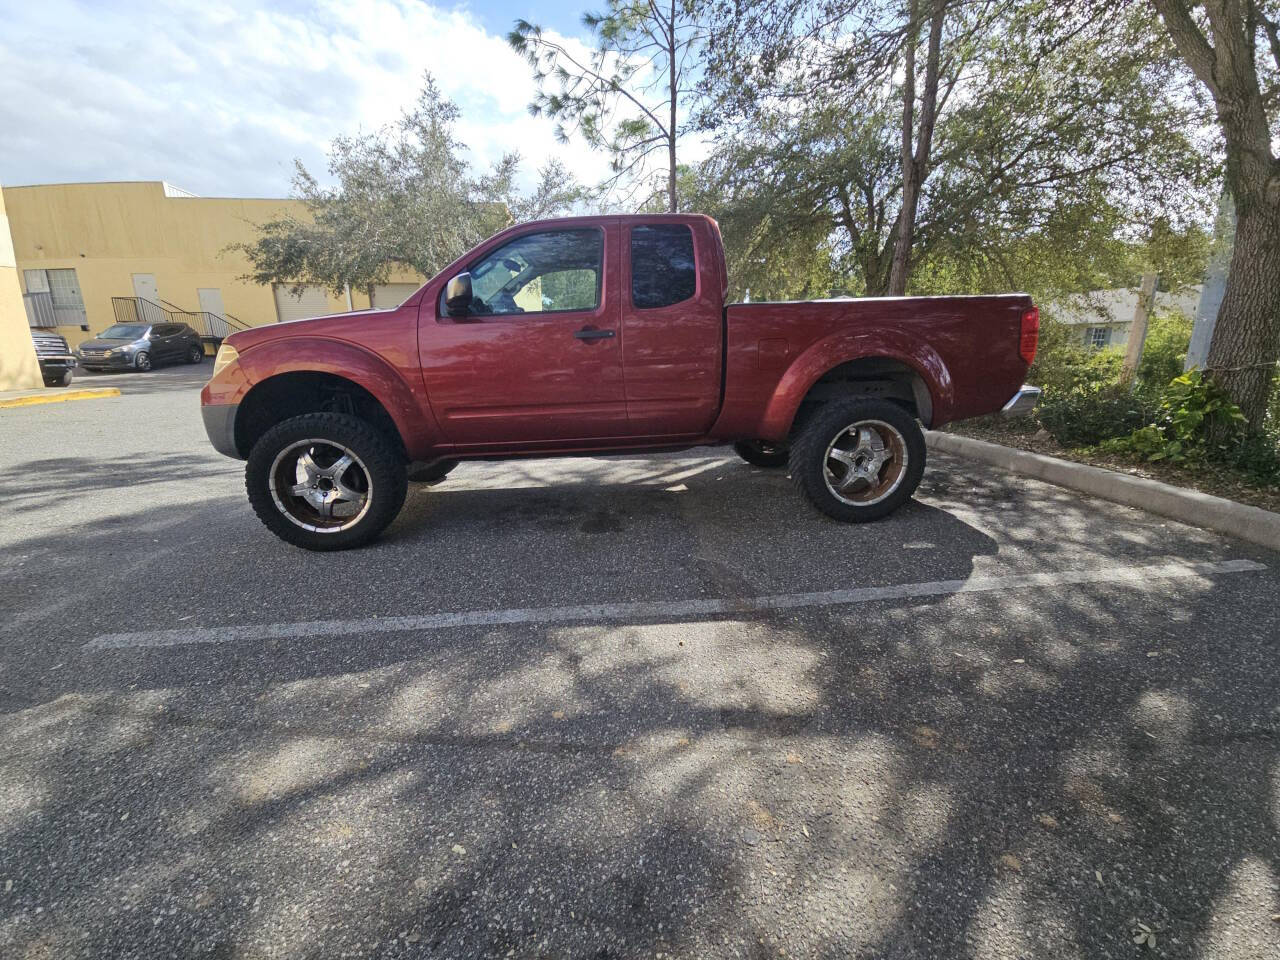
789,357,933,439
235,372,408,460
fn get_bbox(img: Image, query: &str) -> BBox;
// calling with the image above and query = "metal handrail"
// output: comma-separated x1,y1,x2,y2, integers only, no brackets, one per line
111,295,251,343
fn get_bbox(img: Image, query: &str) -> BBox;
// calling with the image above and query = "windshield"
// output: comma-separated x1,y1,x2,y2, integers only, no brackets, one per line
97,324,148,340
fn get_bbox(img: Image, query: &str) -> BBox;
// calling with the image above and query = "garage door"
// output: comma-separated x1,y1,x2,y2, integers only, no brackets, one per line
273,284,330,324
372,283,420,309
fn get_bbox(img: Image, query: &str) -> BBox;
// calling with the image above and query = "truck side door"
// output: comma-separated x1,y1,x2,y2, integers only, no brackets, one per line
620,222,723,436
418,224,628,445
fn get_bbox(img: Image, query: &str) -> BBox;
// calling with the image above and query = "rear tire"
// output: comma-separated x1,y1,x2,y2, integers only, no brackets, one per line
187,344,205,363
733,440,789,468
245,412,407,551
788,398,925,522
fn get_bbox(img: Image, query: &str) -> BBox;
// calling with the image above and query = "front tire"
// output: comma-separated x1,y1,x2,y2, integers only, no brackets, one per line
733,440,789,468
789,398,925,522
187,344,205,364
134,351,152,372
245,413,407,551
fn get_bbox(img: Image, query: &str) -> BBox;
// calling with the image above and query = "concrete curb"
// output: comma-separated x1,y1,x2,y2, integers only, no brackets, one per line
925,430,1280,553
0,387,121,409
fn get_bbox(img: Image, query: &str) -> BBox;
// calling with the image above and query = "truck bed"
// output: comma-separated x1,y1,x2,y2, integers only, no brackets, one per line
713,294,1034,438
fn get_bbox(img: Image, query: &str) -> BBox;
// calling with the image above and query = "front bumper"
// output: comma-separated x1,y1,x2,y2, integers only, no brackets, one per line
202,403,241,459
77,353,134,369
38,356,77,372
1001,385,1042,417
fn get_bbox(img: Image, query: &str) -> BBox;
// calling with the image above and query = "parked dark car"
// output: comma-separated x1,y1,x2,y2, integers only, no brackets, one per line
31,331,78,386
77,322,206,372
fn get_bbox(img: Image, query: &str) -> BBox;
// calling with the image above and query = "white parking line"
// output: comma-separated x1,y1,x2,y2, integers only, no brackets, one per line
84,558,1266,651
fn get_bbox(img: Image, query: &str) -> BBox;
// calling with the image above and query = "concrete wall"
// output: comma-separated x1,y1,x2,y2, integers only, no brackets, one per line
3,181,426,347
0,181,43,392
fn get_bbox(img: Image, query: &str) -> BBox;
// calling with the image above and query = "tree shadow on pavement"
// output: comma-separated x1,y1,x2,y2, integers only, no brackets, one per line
1,456,1277,959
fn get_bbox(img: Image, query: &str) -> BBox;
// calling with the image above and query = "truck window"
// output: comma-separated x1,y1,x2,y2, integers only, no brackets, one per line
631,224,696,309
465,229,602,317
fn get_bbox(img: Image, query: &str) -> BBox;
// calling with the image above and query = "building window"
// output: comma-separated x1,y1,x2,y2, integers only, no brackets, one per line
23,268,86,328
1085,326,1111,349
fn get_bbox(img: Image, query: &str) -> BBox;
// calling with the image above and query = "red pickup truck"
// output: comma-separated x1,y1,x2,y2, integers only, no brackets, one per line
202,214,1039,550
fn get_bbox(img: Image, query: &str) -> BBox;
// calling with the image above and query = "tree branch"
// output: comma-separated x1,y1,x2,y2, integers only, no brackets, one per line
1150,0,1219,94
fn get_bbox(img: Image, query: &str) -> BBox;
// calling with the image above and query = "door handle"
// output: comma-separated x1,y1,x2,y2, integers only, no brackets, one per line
573,327,615,341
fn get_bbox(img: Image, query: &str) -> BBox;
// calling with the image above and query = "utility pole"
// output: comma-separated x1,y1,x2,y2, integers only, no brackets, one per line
1120,272,1158,389
1186,193,1234,371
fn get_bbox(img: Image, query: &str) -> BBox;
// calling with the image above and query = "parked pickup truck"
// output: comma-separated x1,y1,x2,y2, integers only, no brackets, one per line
202,214,1039,550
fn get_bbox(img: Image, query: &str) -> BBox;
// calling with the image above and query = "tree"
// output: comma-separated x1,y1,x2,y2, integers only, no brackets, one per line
701,0,1213,298
508,1,705,211
1149,0,1280,430
236,75,582,299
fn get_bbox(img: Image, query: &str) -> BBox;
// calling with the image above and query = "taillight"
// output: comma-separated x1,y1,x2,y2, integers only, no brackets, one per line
1019,306,1039,365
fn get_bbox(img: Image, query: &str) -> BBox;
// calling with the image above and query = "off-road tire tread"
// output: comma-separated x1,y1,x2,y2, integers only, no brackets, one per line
788,398,926,523
245,412,407,551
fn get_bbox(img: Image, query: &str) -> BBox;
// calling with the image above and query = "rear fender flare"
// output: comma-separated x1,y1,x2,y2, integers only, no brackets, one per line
761,329,954,437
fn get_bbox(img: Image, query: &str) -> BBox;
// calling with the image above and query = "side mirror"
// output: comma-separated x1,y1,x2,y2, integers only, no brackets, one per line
445,272,473,317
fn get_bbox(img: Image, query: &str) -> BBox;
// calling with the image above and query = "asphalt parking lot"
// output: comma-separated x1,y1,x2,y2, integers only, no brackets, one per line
1,364,1278,960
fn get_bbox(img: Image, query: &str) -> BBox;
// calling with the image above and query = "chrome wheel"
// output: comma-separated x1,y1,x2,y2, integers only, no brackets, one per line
268,439,372,533
134,351,151,371
822,419,909,506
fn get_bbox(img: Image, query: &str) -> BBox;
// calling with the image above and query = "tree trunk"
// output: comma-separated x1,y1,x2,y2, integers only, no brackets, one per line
887,0,944,295
1149,0,1280,432
887,0,918,296
1205,194,1280,426
668,0,678,213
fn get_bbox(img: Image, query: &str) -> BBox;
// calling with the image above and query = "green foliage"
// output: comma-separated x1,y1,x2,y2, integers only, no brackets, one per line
1104,370,1248,463
509,0,701,210
235,75,582,297
1038,386,1156,447
1136,308,1194,389
1229,430,1280,484
673,162,842,302
700,0,1216,297
1028,318,1124,397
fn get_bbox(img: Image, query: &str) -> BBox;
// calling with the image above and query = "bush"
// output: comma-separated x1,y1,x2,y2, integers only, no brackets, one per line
1029,319,1123,398
1103,370,1246,463
1136,309,1193,390
1229,431,1280,484
1038,386,1156,447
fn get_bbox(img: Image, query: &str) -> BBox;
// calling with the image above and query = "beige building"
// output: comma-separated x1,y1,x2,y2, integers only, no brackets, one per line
0,180,43,391
4,180,426,350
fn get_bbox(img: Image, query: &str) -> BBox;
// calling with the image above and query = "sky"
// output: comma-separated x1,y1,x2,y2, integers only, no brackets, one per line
0,0,621,198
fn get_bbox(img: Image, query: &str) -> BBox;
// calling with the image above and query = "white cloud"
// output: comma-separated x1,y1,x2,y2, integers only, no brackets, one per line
0,0,618,197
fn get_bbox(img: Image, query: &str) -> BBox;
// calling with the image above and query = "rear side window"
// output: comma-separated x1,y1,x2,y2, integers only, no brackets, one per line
631,225,696,309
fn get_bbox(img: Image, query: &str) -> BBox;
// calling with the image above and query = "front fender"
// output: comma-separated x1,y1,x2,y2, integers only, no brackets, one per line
760,328,954,437
234,336,441,459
